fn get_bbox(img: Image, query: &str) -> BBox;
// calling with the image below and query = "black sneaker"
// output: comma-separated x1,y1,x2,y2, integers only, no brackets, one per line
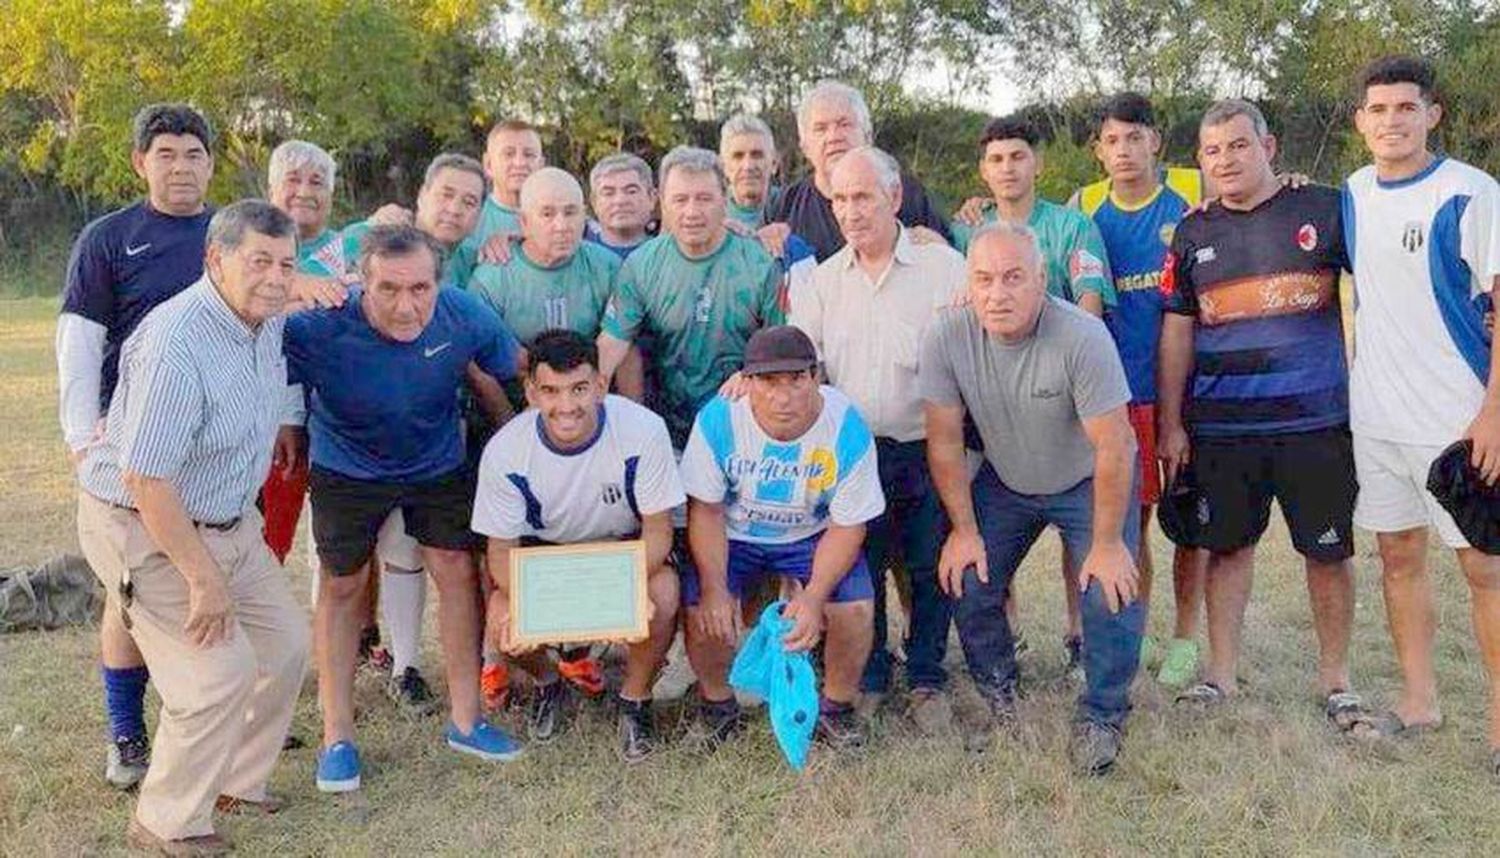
386,667,439,716
618,697,656,764
528,680,567,743
691,696,743,751
105,734,150,790
814,703,865,750
1070,720,1123,776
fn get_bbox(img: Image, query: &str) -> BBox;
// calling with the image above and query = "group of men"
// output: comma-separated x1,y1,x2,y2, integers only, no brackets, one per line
55,55,1500,856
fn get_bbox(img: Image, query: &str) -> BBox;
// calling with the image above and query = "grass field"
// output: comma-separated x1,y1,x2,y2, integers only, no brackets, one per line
2,294,1498,856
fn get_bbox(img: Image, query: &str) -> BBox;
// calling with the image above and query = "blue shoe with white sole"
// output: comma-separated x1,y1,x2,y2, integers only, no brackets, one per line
446,720,523,762
316,741,361,793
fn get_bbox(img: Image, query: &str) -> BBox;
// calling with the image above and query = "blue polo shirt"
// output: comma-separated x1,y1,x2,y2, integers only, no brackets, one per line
284,287,521,482
61,201,214,407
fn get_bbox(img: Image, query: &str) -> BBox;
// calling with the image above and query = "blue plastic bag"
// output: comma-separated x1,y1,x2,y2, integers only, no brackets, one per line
729,600,818,771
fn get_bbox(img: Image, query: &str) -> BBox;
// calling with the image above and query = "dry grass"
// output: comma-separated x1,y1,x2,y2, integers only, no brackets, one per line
2,296,1498,856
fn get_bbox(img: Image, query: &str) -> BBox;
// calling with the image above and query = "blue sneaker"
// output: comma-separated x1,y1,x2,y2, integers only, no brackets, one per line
315,741,361,793
445,720,523,762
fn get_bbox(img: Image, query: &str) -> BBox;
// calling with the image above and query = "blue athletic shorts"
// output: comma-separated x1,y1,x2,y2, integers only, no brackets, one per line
679,531,874,606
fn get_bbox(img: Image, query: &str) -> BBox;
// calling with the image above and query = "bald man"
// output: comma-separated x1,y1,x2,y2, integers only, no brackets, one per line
471,167,621,351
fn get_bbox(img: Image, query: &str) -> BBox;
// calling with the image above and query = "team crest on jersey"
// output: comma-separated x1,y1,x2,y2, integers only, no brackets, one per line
600,482,624,505
1402,222,1425,253
1158,223,1177,247
1297,224,1318,252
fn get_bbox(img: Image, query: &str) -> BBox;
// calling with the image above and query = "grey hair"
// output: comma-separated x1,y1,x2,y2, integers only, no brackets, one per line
422,152,486,192
356,223,444,282
657,146,727,195
967,220,1044,268
519,166,584,210
1200,98,1270,137
796,80,874,144
719,113,775,151
836,145,902,196
206,199,296,252
588,153,654,193
268,139,336,191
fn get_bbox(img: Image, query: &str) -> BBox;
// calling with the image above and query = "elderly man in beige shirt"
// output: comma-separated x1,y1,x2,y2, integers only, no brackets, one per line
790,145,966,731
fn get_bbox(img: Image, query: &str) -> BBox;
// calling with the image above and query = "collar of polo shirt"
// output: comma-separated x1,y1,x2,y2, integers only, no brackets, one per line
838,223,917,271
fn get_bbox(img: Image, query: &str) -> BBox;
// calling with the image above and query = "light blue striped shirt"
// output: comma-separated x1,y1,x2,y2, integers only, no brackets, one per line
80,276,302,523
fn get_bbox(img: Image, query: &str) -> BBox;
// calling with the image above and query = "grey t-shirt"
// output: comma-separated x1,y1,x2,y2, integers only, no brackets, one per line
919,298,1132,495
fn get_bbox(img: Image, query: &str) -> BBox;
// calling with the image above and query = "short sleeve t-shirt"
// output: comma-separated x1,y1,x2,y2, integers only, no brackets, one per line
951,199,1116,306
601,232,786,447
297,227,357,277
60,201,214,407
919,300,1132,495
679,387,886,544
768,173,952,262
1343,157,1500,445
459,197,523,259
470,241,620,345
1074,167,1203,403
284,287,521,481
471,395,685,542
1162,184,1349,437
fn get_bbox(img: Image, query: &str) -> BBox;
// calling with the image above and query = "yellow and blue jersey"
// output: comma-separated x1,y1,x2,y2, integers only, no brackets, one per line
1073,167,1203,403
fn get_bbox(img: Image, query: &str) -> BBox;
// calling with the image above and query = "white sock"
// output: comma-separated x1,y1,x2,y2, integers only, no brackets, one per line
380,564,426,676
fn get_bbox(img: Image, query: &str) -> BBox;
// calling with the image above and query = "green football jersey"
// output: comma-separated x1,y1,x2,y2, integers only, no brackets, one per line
951,198,1116,306
601,231,785,446
297,228,349,277
460,197,523,258
728,199,765,230
470,241,620,346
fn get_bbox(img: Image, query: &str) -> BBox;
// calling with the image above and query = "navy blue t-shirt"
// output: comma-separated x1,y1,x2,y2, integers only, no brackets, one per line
60,201,214,407
767,173,950,262
1161,184,1350,436
284,287,522,482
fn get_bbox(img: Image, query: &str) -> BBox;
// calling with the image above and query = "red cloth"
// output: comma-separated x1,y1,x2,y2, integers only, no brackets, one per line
259,459,309,563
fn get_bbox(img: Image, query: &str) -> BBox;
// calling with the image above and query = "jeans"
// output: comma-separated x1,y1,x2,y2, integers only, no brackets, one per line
859,438,952,693
953,463,1143,728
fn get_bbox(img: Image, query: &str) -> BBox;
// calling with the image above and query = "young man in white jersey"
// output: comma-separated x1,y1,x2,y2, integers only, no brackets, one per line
1341,56,1500,776
472,330,684,761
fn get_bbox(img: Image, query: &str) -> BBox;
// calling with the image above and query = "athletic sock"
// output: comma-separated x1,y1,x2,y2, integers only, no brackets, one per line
380,564,426,676
102,665,149,742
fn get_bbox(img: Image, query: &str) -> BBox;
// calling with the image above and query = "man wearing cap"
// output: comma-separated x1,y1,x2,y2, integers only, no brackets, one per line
790,144,965,730
922,221,1142,775
74,200,310,854
679,325,885,750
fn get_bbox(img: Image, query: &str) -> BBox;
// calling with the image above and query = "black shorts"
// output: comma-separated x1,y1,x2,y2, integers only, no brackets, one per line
1190,427,1357,562
309,466,479,575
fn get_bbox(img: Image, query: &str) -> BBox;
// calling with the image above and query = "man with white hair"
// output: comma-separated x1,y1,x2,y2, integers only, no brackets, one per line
472,167,619,349
767,80,949,262
586,153,659,260
922,221,1143,775
791,145,966,730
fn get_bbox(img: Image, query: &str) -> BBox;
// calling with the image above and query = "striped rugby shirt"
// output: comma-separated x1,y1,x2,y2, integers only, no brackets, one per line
80,276,302,524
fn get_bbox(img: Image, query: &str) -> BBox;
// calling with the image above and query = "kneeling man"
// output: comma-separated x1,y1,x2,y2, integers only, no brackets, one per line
679,325,886,750
472,330,683,761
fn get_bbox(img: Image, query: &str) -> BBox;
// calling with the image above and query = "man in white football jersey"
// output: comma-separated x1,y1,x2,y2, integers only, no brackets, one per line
471,330,685,762
1341,55,1500,774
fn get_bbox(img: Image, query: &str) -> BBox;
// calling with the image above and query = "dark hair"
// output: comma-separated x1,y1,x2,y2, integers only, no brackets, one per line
206,199,295,251
132,103,214,153
357,224,443,281
978,115,1041,156
1097,92,1156,131
527,329,599,378
1357,54,1439,104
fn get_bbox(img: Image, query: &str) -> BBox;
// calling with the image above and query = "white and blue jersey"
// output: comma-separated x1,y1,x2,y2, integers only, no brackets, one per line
284,287,521,482
679,387,886,544
471,395,686,543
1343,157,1500,444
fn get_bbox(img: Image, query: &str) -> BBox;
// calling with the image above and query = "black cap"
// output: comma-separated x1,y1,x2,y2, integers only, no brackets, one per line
1157,465,1208,549
1427,440,1500,555
742,326,819,377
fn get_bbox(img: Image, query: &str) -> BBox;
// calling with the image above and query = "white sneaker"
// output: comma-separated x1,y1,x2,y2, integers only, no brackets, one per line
651,636,697,701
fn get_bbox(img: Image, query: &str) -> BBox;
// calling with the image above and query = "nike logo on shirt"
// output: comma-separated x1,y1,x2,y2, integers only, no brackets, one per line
424,342,452,358
125,243,152,257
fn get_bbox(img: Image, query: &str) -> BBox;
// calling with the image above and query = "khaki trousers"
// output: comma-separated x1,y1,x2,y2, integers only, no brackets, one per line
76,492,310,840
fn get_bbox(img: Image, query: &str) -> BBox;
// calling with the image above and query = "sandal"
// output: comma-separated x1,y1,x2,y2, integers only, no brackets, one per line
1345,709,1441,741
1174,681,1227,707
1324,689,1370,732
